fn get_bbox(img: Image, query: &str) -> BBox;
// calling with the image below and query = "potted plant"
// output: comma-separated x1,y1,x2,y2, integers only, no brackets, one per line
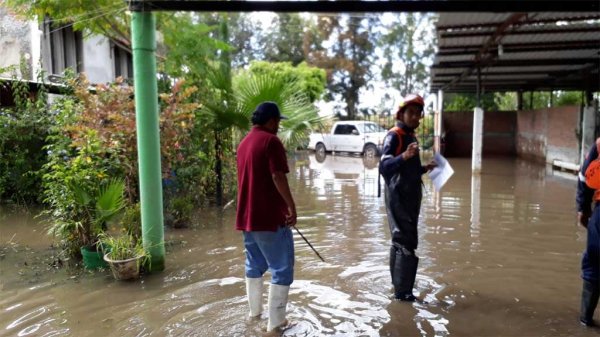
70,178,126,269
99,232,148,281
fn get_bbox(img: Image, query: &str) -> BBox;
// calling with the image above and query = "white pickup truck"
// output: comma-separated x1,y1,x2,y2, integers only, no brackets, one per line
307,121,389,157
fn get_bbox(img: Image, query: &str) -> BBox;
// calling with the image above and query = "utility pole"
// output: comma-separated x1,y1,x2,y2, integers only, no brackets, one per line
130,2,165,271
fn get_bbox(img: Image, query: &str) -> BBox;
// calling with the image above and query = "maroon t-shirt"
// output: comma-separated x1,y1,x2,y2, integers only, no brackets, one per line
236,126,290,232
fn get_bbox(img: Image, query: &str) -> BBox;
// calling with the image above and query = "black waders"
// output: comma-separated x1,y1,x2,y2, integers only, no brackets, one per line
580,279,600,326
390,245,419,301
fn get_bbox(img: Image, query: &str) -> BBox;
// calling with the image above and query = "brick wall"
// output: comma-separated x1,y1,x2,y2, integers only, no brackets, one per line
443,110,517,157
516,106,580,164
442,106,581,164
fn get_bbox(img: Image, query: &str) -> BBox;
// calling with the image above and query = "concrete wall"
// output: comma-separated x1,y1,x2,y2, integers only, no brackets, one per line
1,6,114,84
0,7,35,80
443,110,517,157
516,106,580,164
83,35,115,84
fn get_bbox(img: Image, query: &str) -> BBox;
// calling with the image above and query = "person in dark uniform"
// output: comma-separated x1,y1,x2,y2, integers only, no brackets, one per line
379,94,437,302
577,137,600,326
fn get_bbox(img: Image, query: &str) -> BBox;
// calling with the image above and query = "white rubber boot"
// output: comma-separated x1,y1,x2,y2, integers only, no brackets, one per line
246,277,263,318
267,284,290,331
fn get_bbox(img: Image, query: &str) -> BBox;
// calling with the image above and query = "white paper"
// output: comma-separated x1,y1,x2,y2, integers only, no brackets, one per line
428,153,454,191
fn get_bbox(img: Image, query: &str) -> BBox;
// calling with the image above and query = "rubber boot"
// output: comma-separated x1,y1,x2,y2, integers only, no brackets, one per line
392,248,419,302
389,246,397,286
246,277,263,318
580,279,600,326
267,284,290,331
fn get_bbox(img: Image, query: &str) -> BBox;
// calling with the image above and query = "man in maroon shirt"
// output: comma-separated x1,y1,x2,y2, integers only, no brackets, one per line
236,101,297,333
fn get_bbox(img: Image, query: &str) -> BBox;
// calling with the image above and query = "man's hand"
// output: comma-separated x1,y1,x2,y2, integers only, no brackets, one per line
578,211,591,228
424,160,438,172
402,142,419,160
286,207,297,227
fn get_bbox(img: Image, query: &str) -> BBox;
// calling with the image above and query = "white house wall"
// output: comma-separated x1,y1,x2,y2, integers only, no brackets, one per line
1,5,116,85
0,6,34,80
82,35,115,84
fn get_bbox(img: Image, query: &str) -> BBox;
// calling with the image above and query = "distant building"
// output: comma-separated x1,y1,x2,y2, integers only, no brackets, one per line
0,5,132,85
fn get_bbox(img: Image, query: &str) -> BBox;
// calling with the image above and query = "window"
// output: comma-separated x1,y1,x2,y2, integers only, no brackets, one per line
43,18,83,75
113,43,133,80
333,124,359,135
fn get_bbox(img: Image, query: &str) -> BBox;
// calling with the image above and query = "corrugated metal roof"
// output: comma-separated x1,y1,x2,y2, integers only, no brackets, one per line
431,12,600,93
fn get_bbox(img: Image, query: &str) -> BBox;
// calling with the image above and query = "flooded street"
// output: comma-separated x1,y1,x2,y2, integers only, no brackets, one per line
0,152,596,337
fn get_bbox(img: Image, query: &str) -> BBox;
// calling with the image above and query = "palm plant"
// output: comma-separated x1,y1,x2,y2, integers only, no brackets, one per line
234,74,327,150
68,178,126,248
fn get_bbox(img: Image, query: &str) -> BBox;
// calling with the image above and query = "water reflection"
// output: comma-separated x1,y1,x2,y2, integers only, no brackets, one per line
0,155,596,336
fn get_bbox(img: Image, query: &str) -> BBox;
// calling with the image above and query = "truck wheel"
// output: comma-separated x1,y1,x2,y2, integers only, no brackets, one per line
316,143,326,155
363,144,378,157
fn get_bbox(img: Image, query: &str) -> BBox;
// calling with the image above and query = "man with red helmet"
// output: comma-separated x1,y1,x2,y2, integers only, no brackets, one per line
577,137,600,326
379,94,437,302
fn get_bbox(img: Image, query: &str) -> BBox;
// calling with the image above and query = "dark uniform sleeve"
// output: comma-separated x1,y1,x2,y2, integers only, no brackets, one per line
577,144,598,214
379,131,405,178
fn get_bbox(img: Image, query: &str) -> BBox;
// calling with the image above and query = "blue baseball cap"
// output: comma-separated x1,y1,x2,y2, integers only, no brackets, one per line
251,102,287,125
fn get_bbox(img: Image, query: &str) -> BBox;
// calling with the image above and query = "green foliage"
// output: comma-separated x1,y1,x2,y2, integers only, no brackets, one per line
40,74,197,258
98,232,147,262
160,13,230,90
0,69,50,204
380,13,436,96
5,0,130,50
556,91,584,106
443,93,499,112
244,61,327,103
494,91,584,111
165,196,194,228
234,75,326,150
416,115,435,150
260,13,307,66
494,92,518,110
45,175,125,258
120,203,141,238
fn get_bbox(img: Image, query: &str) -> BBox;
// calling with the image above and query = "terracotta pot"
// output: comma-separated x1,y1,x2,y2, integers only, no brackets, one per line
103,254,143,280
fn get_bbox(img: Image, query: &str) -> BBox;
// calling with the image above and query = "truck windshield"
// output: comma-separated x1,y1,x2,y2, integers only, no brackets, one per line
359,123,386,133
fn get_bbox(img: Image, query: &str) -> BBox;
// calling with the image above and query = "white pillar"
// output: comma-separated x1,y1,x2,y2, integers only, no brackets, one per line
472,107,484,173
434,90,444,153
29,20,43,79
470,173,481,252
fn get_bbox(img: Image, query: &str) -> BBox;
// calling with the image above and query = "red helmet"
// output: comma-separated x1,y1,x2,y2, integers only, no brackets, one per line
398,94,425,113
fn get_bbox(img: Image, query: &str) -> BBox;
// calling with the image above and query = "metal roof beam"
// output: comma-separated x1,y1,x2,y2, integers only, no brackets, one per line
440,26,600,38
433,58,600,69
441,13,528,91
437,40,600,56
436,14,600,30
126,1,599,13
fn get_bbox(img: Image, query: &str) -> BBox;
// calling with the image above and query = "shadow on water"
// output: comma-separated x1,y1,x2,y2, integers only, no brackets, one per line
0,152,597,336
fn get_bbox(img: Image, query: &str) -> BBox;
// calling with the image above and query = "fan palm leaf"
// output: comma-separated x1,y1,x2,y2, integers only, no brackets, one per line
234,74,326,149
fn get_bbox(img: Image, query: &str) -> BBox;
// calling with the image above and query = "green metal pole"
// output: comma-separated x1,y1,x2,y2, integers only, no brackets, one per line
131,9,165,271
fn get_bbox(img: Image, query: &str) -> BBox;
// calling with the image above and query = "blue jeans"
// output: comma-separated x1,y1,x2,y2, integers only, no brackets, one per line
243,226,294,286
582,204,600,282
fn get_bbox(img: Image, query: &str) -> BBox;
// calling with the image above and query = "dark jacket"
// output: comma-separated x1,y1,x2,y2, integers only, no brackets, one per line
577,144,599,214
379,122,426,250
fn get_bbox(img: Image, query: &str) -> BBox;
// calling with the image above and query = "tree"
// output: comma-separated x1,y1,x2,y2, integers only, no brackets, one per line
379,13,436,97
228,13,263,67
261,13,307,65
6,0,132,52
306,14,376,119
243,61,327,103
444,93,498,112
234,75,326,150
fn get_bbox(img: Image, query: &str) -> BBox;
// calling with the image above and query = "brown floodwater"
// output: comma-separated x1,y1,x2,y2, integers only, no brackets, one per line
0,152,596,337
